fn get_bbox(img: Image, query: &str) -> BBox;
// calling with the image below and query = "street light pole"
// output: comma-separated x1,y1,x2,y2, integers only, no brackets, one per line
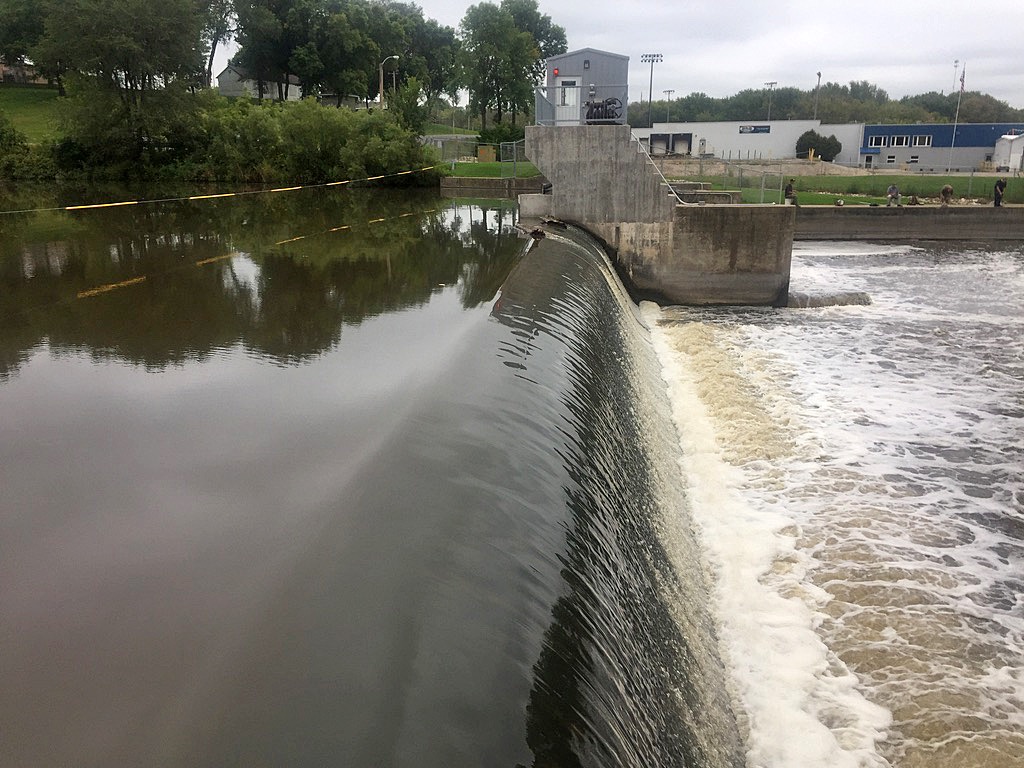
641,53,662,128
663,89,674,122
378,54,399,108
765,81,777,121
813,71,821,120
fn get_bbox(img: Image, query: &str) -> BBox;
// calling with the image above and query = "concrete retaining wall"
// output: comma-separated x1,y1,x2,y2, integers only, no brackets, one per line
794,206,1024,240
526,124,677,224
441,176,547,198
524,124,795,306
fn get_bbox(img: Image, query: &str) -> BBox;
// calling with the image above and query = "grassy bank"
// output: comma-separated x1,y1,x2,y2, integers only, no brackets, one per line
448,161,540,178
0,85,61,142
424,123,477,136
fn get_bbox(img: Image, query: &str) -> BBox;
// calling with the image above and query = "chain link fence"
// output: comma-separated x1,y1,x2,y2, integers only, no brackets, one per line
427,137,532,179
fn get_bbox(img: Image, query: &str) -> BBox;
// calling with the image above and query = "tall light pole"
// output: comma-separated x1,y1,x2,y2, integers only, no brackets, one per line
813,71,821,120
765,80,777,121
641,53,662,128
378,54,399,108
663,89,674,122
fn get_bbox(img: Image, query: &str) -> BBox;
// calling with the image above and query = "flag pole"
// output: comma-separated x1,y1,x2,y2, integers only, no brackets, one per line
947,63,965,173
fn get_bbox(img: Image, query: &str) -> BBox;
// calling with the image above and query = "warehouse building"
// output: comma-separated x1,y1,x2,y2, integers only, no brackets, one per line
630,120,1024,171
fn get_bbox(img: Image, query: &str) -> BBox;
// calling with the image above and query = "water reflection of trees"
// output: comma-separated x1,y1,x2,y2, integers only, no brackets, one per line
0,189,524,378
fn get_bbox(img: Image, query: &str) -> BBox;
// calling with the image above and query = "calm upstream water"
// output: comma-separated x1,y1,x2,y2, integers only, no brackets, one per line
0,185,740,768
1,185,1021,768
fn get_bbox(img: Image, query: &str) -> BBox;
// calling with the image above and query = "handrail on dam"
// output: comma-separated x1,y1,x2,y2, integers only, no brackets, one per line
629,131,696,206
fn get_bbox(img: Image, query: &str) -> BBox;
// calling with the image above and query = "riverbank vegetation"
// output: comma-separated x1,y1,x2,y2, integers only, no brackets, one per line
0,87,438,184
0,0,565,183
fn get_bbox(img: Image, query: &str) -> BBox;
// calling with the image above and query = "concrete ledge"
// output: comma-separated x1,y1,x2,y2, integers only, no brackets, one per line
441,176,547,198
794,205,1024,240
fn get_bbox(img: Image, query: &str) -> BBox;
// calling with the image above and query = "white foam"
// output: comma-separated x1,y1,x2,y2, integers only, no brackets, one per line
641,303,892,768
643,244,1024,767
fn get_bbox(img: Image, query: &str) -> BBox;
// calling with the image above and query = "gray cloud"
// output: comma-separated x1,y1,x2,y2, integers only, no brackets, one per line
420,0,1024,108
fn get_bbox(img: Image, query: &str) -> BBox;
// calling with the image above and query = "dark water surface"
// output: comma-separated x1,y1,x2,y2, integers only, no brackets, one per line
0,187,739,767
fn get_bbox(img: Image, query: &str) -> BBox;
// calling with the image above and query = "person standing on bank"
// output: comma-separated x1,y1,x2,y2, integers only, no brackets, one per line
940,184,954,206
994,178,1007,207
887,184,902,207
784,179,798,206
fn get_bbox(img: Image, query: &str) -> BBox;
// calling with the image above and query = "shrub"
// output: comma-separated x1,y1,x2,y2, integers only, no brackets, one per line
796,130,842,162
477,122,525,145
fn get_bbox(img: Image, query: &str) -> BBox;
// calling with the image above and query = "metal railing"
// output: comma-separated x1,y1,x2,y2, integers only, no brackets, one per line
629,131,695,205
534,84,628,126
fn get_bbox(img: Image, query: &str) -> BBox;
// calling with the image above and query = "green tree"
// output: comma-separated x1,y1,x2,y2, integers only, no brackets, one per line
235,0,286,99
33,0,205,163
200,0,237,87
458,2,537,127
405,17,459,119
39,0,203,105
388,75,427,134
0,0,46,67
317,0,377,104
499,0,565,78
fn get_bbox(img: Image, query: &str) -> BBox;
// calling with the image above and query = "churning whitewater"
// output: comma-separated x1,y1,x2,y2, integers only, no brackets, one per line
644,241,1024,768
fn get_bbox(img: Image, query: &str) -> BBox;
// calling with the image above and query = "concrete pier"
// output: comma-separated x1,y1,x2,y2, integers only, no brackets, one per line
521,125,796,306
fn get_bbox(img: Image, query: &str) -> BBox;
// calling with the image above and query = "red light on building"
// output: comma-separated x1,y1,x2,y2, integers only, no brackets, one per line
553,68,559,76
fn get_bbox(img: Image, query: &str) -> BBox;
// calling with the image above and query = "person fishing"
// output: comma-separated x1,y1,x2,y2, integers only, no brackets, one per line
994,178,1007,207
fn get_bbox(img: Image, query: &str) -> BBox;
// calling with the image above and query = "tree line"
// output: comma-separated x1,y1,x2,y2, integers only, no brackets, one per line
628,79,1024,128
0,0,567,179
0,0,565,124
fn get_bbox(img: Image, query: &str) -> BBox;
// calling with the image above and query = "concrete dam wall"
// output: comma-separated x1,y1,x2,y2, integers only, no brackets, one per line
794,205,1024,241
521,125,796,307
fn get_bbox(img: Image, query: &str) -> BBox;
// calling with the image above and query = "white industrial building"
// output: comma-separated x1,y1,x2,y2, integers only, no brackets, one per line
633,120,863,165
993,133,1024,173
631,120,1024,171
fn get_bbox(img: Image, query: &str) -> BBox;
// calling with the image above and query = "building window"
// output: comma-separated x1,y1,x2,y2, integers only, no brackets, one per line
886,155,896,164
868,135,887,147
912,135,932,147
559,80,577,106
909,155,919,163
892,135,910,147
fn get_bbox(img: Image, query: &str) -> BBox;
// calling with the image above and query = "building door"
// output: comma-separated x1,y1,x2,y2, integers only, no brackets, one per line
555,78,579,125
864,155,873,168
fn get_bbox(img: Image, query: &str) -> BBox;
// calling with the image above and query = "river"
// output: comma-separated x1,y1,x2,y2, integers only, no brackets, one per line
0,185,1021,767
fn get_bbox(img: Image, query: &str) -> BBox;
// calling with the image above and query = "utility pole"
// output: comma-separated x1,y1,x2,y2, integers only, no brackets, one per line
663,89,674,122
378,54,399,108
813,71,821,120
765,81,777,121
641,53,663,128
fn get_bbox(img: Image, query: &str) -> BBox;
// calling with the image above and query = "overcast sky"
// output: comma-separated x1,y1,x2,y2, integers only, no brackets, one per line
217,1,1024,110
428,0,1024,109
